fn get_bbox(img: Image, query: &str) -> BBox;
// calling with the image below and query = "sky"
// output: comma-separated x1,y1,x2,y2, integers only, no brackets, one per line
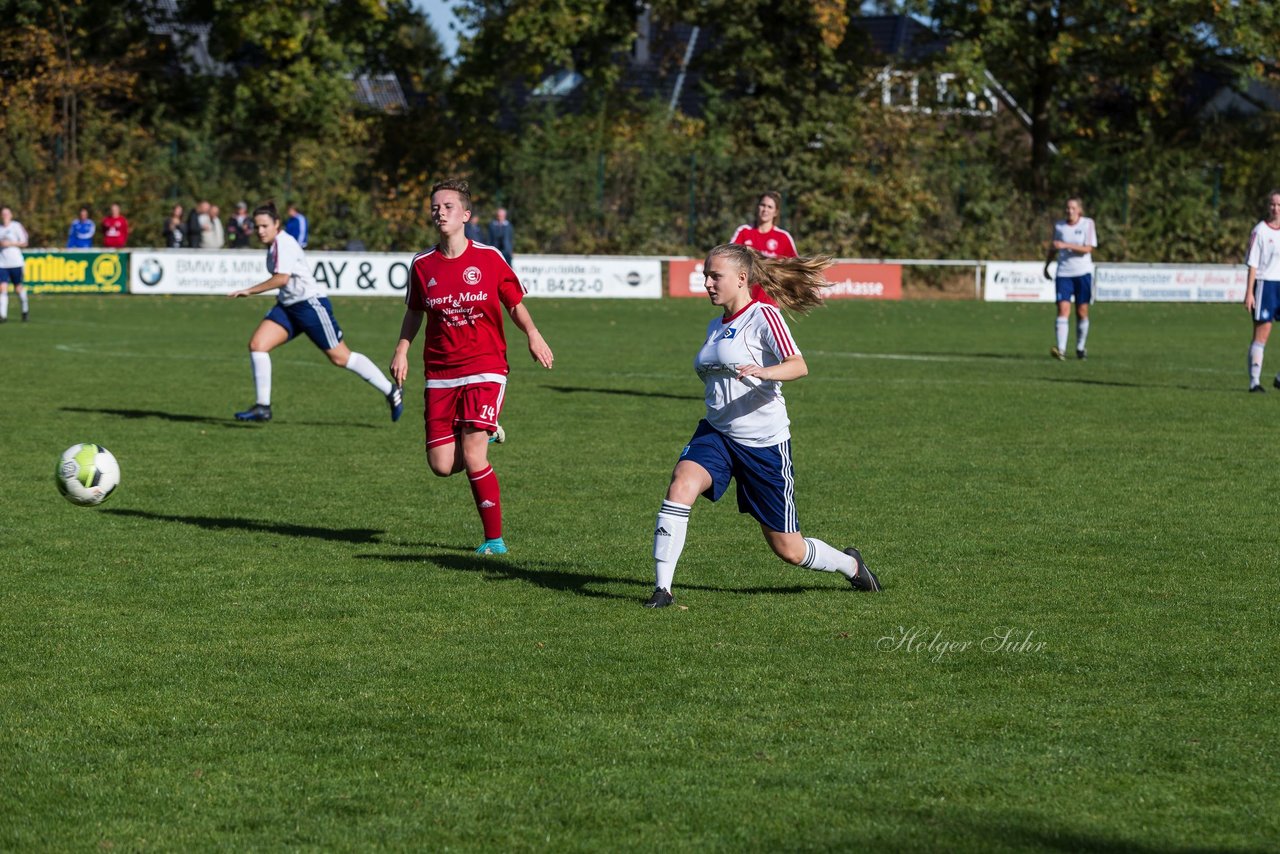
411,0,465,59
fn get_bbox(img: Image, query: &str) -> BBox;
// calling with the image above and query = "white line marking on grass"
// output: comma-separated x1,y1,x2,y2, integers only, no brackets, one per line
810,350,999,363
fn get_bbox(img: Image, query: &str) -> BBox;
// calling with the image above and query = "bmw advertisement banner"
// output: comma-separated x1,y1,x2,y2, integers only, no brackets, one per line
129,250,661,299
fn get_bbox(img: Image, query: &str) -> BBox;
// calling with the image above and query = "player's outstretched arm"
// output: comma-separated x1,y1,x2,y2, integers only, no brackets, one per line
390,309,424,386
508,303,554,369
228,273,289,298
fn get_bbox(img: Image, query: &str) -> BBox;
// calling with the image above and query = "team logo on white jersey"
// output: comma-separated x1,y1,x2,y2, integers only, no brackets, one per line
722,327,738,339
463,266,482,285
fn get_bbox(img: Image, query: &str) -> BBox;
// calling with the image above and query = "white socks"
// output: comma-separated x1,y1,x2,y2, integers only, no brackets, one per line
344,351,393,395
653,500,691,591
1250,342,1264,387
250,351,272,405
0,290,6,319
1055,317,1068,351
801,538,856,578
1076,318,1089,351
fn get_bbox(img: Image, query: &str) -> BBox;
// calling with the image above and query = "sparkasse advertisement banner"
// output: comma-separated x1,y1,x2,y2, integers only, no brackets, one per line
128,250,662,299
1095,264,1247,302
24,250,128,294
667,258,903,299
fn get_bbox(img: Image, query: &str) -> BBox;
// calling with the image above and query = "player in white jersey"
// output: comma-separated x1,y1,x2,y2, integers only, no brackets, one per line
1243,190,1280,392
1043,197,1098,360
227,201,402,423
0,206,30,323
645,243,880,608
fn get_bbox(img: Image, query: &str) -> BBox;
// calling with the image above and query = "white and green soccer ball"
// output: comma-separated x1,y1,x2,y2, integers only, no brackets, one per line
56,443,121,506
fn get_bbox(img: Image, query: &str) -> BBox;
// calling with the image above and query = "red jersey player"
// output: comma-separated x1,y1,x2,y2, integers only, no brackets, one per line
390,178,554,555
730,191,797,306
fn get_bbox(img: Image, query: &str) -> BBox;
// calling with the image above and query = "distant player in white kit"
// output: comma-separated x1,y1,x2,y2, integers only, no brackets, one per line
645,243,880,608
1043,197,1097,360
227,201,402,422
1243,190,1280,393
0,206,30,323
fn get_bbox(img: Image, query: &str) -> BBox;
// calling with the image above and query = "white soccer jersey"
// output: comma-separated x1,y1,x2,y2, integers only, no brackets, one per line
1053,216,1097,277
0,221,28,269
268,230,321,306
1246,221,1280,281
694,300,800,447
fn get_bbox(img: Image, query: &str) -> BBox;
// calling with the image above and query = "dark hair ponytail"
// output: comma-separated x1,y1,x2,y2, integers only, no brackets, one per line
252,200,279,222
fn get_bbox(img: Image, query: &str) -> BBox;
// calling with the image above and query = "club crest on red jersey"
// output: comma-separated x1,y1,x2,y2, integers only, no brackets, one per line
464,266,482,285
766,238,778,252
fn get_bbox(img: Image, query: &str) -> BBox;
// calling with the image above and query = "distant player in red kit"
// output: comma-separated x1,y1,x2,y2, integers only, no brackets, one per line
390,179,554,555
730,191,798,306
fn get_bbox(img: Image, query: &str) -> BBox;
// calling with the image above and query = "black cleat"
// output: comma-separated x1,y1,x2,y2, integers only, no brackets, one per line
1076,348,1086,360
1272,376,1280,391
843,547,881,592
643,587,674,608
235,403,273,421
21,310,28,322
1050,346,1066,361
387,385,403,422
1250,384,1267,394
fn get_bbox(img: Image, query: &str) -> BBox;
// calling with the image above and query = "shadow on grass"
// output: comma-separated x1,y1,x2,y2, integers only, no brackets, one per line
1038,377,1235,393
59,406,381,429
887,809,1273,854
103,508,383,543
356,551,822,602
543,385,700,402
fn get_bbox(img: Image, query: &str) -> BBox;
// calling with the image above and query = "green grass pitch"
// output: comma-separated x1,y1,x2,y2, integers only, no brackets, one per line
1,295,1276,851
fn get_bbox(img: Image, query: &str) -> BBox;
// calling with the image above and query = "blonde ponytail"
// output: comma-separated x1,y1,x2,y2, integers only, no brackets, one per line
707,243,832,314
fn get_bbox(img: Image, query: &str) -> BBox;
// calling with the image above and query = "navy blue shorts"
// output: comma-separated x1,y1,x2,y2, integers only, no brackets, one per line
1055,274,1092,305
679,420,798,533
1253,280,1280,323
265,296,343,350
0,266,23,285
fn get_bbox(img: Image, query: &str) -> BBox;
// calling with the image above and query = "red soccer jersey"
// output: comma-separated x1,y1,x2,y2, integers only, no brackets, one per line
731,224,798,306
101,216,129,248
731,224,797,259
406,241,526,381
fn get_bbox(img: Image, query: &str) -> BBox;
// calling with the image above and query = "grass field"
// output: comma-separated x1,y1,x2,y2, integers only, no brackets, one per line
1,294,1277,852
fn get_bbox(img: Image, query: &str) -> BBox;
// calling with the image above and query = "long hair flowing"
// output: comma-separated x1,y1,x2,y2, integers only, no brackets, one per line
707,243,832,314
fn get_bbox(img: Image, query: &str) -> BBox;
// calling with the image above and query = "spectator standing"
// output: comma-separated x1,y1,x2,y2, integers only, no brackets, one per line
187,199,211,248
228,202,253,248
0,205,30,322
163,205,186,248
205,204,225,249
463,218,484,243
488,207,515,264
67,206,95,248
284,203,308,248
101,203,129,248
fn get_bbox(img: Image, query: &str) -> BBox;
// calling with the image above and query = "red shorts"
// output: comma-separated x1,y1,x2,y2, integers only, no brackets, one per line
424,381,506,447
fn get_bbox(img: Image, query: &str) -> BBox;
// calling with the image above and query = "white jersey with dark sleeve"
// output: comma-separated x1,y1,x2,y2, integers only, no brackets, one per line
268,230,321,306
693,301,800,448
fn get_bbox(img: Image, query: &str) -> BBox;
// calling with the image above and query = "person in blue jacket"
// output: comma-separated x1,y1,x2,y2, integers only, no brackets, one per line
284,203,309,248
67,206,95,248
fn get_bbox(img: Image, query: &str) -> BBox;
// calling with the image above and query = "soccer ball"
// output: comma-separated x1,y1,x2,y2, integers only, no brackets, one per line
55,443,121,506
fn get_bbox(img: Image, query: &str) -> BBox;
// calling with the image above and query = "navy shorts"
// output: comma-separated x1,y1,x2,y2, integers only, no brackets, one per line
1252,280,1280,323
1055,274,1093,305
679,419,799,533
0,266,23,285
265,296,343,350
